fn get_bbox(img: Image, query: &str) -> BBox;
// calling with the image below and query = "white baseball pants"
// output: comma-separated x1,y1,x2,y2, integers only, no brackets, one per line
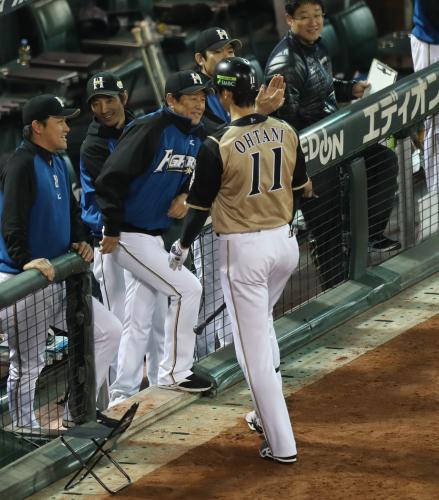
110,232,202,386
94,247,166,394
0,271,121,427
109,278,167,405
218,225,299,458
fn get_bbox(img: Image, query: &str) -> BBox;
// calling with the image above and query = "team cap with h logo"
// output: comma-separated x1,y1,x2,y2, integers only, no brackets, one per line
165,70,213,95
195,27,242,53
22,94,80,125
86,72,125,102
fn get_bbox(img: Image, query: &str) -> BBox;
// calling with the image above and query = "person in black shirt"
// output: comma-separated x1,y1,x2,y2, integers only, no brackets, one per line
265,0,401,290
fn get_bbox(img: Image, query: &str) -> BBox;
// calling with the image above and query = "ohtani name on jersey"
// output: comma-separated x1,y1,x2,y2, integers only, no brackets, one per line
153,149,196,173
234,127,285,154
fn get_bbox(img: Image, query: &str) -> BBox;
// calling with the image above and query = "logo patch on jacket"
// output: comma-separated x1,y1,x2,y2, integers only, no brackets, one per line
153,149,196,174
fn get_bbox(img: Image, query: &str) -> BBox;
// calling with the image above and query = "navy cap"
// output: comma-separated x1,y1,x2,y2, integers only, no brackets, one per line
22,94,80,125
86,72,125,102
195,27,242,54
165,70,212,95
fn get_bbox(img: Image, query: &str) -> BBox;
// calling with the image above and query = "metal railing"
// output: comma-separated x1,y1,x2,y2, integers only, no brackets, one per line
0,254,93,468
194,61,439,359
1,61,438,472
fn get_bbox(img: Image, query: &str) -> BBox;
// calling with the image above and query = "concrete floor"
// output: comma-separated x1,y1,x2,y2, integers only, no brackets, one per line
30,271,439,499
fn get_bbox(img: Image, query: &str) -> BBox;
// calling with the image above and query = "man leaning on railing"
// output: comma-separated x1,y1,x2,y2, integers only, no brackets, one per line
265,0,401,291
0,94,121,433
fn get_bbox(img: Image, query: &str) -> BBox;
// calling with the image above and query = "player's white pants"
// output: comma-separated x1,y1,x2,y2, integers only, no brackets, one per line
0,273,63,427
111,232,202,386
0,272,121,426
93,248,126,323
193,228,232,357
93,249,125,384
411,35,439,193
109,278,167,405
94,248,166,388
218,225,299,458
92,298,122,394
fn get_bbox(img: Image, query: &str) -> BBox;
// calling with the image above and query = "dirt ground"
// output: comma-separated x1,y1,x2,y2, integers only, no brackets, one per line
108,314,439,500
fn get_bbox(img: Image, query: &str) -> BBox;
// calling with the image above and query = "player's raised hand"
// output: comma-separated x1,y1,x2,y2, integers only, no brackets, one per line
168,239,189,270
255,74,286,115
23,258,55,281
71,241,94,262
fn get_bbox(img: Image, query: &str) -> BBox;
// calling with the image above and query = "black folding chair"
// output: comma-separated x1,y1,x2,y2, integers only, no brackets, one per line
60,401,139,494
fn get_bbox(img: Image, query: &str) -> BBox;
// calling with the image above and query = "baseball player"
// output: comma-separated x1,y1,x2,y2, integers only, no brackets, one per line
169,58,310,462
193,27,287,356
95,70,213,392
0,94,121,431
80,72,165,398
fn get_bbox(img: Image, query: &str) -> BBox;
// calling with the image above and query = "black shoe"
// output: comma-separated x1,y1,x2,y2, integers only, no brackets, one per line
160,373,212,393
259,440,297,464
368,236,401,252
96,409,120,428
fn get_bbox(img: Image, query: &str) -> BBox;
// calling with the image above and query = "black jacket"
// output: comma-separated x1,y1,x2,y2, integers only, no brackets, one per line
265,31,355,130
0,140,85,272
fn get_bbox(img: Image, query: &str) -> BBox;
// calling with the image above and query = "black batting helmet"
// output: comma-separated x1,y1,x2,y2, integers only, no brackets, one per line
212,57,258,95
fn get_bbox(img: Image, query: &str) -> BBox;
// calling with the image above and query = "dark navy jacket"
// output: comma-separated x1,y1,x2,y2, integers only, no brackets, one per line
265,31,354,130
0,140,84,274
80,111,135,238
95,106,205,236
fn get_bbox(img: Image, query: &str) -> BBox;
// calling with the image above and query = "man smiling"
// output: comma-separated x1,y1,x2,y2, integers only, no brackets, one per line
95,70,213,393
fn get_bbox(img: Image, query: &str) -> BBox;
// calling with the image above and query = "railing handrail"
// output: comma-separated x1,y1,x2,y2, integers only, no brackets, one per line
0,252,89,309
299,61,439,176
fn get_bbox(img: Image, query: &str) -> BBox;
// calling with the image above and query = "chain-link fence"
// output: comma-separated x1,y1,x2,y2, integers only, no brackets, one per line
1,62,438,474
0,256,93,468
193,62,439,360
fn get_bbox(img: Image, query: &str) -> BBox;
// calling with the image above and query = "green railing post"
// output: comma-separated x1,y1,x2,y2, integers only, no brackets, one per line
348,157,368,280
396,136,417,249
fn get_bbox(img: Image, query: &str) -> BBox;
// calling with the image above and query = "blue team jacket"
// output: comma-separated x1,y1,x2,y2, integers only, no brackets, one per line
95,106,206,236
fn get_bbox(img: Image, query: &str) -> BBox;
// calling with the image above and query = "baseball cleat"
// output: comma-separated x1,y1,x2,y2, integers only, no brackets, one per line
160,373,212,393
259,440,297,464
245,410,263,434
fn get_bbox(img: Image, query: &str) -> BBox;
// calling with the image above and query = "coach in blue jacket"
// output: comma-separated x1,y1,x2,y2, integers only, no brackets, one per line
0,95,121,430
95,70,212,393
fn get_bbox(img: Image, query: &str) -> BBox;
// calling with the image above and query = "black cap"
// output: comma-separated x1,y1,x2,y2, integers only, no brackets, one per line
22,94,80,126
195,27,242,54
165,70,212,95
86,72,125,102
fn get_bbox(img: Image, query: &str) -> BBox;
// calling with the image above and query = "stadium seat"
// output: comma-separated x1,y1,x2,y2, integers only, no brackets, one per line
324,0,347,16
321,18,344,77
26,0,144,82
331,1,378,79
28,0,80,52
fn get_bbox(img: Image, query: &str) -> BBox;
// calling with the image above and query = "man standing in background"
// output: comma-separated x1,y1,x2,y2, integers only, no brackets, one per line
411,0,439,193
80,72,165,399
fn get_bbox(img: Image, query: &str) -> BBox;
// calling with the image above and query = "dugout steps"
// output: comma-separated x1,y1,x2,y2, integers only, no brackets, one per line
3,233,439,499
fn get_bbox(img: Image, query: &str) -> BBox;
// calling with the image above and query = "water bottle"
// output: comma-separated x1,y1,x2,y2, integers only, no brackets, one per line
17,38,31,66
